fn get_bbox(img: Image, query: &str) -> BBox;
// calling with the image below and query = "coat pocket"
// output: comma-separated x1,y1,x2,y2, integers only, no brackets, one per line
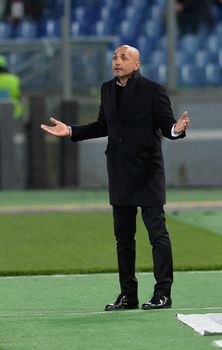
136,145,151,162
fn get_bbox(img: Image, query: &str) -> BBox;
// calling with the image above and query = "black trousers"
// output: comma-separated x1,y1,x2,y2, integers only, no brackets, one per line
112,205,173,299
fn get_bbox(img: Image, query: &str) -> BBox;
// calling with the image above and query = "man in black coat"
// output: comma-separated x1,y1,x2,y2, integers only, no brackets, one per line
175,0,214,35
41,45,190,311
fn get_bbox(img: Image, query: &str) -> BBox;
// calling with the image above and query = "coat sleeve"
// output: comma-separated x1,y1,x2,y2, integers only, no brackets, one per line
152,85,185,140
71,85,108,142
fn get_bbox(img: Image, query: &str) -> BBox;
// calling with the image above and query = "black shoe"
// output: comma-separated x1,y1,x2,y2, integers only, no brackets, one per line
141,291,172,310
105,294,139,311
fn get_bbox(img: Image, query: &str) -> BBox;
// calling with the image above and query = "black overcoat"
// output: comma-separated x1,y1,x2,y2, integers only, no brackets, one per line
71,71,185,206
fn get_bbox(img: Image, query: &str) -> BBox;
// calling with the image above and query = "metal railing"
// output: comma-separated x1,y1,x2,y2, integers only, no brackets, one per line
0,37,116,93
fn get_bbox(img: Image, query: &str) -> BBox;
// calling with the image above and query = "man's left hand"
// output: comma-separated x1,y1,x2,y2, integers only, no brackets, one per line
174,111,190,134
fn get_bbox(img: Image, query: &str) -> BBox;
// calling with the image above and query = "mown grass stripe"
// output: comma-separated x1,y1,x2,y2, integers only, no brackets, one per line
1,200,222,214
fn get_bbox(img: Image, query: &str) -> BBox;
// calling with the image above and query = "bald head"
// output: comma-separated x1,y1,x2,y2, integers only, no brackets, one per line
115,45,140,63
112,45,141,84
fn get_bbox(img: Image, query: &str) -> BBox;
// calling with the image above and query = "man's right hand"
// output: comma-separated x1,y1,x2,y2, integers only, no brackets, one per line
41,117,71,137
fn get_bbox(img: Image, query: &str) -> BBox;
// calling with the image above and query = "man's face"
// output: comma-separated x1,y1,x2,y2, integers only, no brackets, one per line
112,46,140,79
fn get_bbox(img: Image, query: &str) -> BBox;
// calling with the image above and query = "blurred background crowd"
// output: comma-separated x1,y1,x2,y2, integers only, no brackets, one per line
0,0,222,191
1,0,222,86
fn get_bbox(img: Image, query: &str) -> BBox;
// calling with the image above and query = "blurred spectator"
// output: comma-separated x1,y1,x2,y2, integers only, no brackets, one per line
213,0,222,13
175,0,214,36
3,0,45,24
214,0,222,5
0,0,7,19
0,54,27,188
0,54,23,121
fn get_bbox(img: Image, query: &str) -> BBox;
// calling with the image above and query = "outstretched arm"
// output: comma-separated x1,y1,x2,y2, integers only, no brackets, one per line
41,117,70,137
41,85,108,141
153,85,189,139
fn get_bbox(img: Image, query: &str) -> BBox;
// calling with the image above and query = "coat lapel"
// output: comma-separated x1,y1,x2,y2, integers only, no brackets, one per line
109,70,141,121
119,70,141,119
110,79,118,119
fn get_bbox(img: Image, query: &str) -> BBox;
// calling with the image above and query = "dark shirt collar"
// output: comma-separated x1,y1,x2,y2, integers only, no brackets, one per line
115,69,141,86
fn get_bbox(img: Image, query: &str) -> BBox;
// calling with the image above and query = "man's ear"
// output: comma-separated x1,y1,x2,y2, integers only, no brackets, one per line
134,62,140,70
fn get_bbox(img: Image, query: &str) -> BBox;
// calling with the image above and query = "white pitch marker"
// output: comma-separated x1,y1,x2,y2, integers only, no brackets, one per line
214,340,222,348
177,313,222,336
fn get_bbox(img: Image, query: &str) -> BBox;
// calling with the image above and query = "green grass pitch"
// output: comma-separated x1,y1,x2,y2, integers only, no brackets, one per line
0,189,222,349
0,271,222,350
0,211,222,275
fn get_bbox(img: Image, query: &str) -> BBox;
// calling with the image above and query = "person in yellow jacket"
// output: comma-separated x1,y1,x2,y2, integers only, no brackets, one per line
0,54,23,120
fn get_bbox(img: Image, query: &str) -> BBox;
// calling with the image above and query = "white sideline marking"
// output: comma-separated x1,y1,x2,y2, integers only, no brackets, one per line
1,270,222,280
1,307,222,318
